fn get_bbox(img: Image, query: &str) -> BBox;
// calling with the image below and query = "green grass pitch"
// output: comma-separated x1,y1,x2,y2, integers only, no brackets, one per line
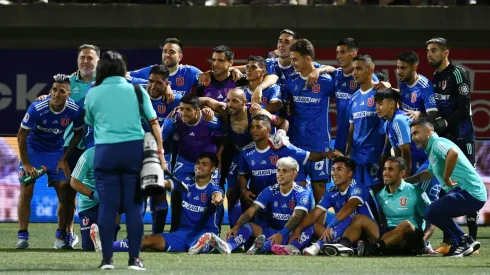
1,223,490,274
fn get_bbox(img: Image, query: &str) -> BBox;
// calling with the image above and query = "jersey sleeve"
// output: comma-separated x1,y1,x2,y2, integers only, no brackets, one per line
21,104,37,130
416,188,431,217
129,65,153,80
269,85,282,102
73,109,85,130
189,66,202,88
162,116,175,142
321,76,335,99
210,183,225,196
254,187,271,209
348,185,369,206
348,98,354,124
315,192,332,212
84,94,94,127
72,151,91,182
284,143,310,166
313,62,322,69
371,73,379,82
432,140,451,159
392,116,411,147
206,115,222,131
266,59,276,75
446,67,472,128
421,83,438,113
295,191,311,212
140,85,157,121
238,150,250,175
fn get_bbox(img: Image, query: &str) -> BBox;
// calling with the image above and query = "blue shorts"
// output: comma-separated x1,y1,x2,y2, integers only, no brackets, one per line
298,158,331,183
355,163,382,188
227,154,240,189
173,156,220,185
162,229,209,252
414,160,441,202
18,148,68,185
79,205,99,251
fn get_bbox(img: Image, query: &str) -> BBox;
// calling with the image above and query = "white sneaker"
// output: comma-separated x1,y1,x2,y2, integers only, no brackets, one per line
303,243,320,256
65,233,79,249
54,238,65,249
188,233,212,255
90,224,102,252
16,239,29,249
321,243,354,256
209,233,231,254
205,0,216,5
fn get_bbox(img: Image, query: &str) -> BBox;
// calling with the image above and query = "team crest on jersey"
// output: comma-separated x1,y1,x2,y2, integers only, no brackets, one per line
312,84,320,94
176,77,185,87
289,200,296,210
399,197,408,207
441,80,447,90
411,93,417,103
367,97,375,107
158,105,167,114
61,118,70,126
270,155,279,165
201,193,207,202
349,80,357,89
82,217,89,226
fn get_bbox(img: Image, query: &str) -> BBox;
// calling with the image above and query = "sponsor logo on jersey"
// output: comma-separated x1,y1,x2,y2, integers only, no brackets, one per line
352,111,377,119
251,169,276,176
272,213,291,221
36,125,62,134
292,96,321,104
182,201,206,213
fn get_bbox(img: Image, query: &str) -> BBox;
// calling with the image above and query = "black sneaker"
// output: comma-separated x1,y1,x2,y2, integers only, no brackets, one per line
357,240,380,256
443,241,473,257
128,258,146,271
98,259,114,270
466,235,481,253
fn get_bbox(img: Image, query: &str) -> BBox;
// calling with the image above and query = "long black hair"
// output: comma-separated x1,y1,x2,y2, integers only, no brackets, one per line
95,50,126,86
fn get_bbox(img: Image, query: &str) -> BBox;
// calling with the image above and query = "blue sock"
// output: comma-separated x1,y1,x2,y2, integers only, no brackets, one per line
65,232,74,242
113,239,130,252
316,240,325,246
228,200,242,228
262,240,272,253
55,229,66,239
227,223,253,251
18,230,29,241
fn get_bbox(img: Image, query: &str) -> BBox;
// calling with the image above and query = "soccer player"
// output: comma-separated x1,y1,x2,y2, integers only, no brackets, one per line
193,157,313,255
426,37,479,248
16,74,85,249
293,156,377,256
284,38,335,203
406,118,485,257
345,55,384,191
396,51,439,120
129,38,201,97
162,94,222,232
323,157,430,257
238,114,340,205
90,152,224,254
242,55,282,114
331,38,379,154
145,65,182,234
195,45,248,101
376,88,441,202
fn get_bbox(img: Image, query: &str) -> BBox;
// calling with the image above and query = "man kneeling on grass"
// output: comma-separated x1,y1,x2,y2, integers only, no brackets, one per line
90,152,224,254
323,157,431,256
190,157,313,255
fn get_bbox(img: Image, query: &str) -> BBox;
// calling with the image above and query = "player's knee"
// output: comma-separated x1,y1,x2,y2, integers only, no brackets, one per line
351,214,368,226
19,185,34,200
142,234,164,251
398,220,415,234
424,205,439,223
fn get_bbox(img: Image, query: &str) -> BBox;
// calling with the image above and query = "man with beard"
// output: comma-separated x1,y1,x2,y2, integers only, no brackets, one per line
407,118,485,257
129,38,201,97
196,45,248,102
426,37,479,251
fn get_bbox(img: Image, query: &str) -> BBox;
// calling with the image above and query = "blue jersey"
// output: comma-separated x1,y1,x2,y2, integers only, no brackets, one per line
238,142,309,194
348,88,384,164
316,180,376,220
162,112,222,162
174,178,224,234
129,64,201,96
384,110,427,174
266,59,321,97
243,84,282,108
254,183,312,230
285,73,335,152
149,94,181,127
333,69,379,153
21,98,84,152
399,74,437,114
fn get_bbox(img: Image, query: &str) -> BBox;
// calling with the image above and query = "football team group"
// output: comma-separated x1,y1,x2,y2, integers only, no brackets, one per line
15,29,487,270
